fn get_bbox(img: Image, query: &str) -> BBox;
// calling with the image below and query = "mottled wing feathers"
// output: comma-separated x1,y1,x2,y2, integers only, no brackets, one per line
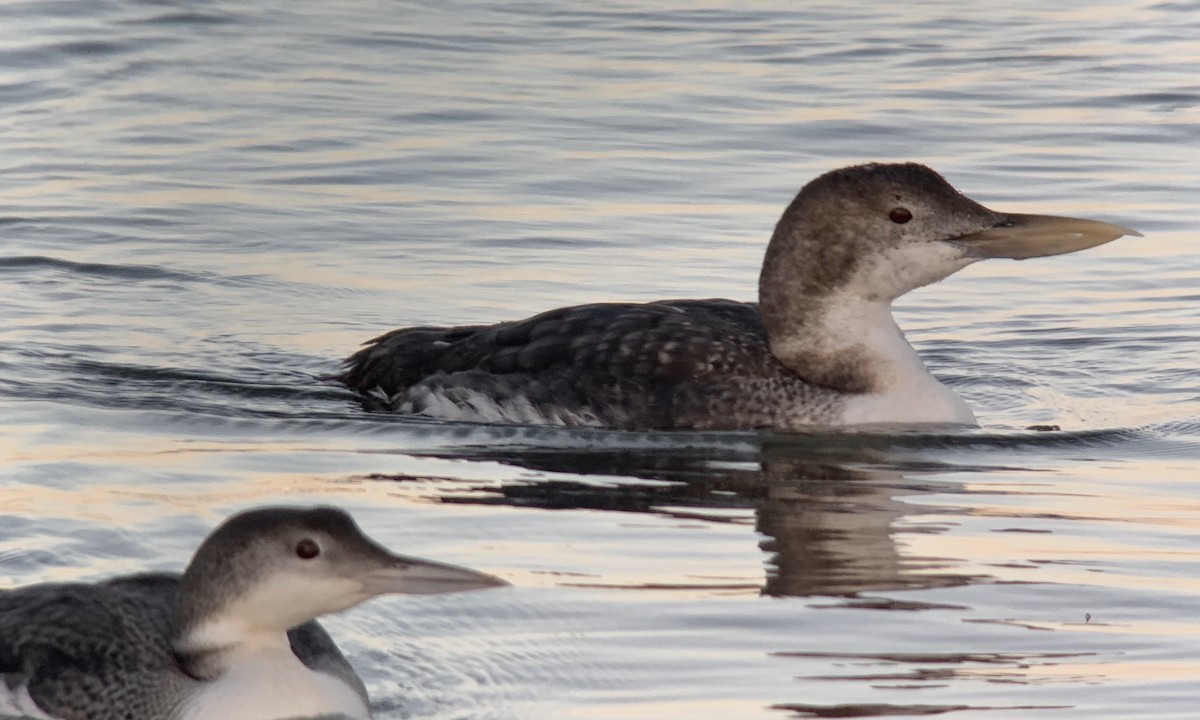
287,622,368,702
0,574,184,719
339,324,490,394
338,299,775,427
341,300,768,390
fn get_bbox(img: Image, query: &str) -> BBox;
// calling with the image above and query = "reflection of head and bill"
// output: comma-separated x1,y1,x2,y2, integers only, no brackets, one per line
370,436,979,598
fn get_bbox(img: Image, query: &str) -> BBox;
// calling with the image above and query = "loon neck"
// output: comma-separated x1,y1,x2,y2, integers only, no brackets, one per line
760,290,926,394
176,615,288,681
758,210,974,395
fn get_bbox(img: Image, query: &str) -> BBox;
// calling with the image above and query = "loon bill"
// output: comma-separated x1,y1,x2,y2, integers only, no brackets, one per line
338,162,1139,430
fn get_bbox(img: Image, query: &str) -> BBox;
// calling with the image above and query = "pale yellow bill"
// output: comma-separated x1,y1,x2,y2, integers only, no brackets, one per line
952,213,1141,260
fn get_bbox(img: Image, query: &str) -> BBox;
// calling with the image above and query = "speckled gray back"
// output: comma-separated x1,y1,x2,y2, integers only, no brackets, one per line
1,574,193,719
341,299,847,429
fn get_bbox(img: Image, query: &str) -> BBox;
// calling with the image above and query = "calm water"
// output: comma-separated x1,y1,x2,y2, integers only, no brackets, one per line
2,0,1199,718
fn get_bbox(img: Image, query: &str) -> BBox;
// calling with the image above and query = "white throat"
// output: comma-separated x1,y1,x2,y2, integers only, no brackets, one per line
822,298,975,425
177,619,370,720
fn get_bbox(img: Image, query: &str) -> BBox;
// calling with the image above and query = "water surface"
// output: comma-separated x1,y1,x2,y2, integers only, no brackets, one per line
2,1,1199,718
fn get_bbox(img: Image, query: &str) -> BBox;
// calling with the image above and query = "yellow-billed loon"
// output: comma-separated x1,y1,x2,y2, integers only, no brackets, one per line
339,162,1138,430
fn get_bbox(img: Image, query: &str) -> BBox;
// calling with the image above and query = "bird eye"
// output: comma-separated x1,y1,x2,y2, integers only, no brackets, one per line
889,207,913,224
295,539,320,560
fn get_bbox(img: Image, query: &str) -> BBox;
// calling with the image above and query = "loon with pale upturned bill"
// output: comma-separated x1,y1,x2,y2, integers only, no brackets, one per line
0,506,506,720
338,162,1138,430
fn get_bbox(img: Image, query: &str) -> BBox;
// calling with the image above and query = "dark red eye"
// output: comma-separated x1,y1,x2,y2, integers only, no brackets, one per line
889,207,913,224
296,539,320,559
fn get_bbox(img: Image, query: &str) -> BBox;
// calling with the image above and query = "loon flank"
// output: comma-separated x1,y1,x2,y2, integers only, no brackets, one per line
339,163,1137,430
0,506,506,720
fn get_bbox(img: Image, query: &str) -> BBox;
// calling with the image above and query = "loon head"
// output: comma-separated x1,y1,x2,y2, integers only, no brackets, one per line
757,162,1138,395
174,506,506,680
760,162,1138,306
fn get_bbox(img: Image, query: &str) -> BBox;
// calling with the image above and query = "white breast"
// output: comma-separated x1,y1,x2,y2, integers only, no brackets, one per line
815,297,977,426
177,649,370,720
839,378,977,425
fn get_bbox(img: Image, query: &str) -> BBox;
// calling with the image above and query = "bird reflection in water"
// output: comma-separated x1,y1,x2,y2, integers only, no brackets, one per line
360,435,984,598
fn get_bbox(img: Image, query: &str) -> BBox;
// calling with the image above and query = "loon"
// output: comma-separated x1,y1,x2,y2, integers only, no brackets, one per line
0,506,506,720
339,162,1138,430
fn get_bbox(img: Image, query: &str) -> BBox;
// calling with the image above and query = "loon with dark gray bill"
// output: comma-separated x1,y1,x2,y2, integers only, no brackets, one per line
339,163,1138,430
0,506,506,720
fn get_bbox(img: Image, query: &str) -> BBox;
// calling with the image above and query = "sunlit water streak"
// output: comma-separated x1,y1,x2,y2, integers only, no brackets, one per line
1,0,1199,718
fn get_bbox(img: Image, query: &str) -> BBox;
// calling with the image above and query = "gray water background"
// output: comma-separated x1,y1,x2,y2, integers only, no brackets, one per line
2,1,1200,718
